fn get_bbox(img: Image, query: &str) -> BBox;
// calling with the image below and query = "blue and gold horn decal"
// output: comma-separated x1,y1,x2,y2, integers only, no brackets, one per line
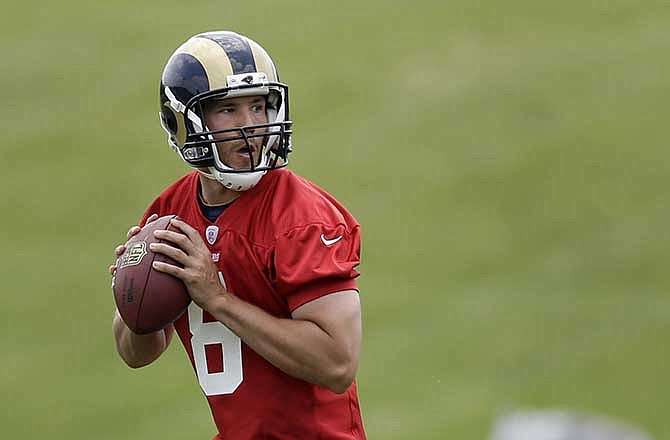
198,32,257,75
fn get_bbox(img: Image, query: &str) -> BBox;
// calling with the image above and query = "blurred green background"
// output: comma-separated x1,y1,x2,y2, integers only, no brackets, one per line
1,0,669,438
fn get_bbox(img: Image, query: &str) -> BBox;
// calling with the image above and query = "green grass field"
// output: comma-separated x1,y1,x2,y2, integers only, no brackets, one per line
2,1,670,438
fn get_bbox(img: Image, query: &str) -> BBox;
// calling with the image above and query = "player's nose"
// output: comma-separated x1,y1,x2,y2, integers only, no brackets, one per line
235,108,257,128
240,118,263,143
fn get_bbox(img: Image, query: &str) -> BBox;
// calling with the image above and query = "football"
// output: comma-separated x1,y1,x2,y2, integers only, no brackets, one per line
113,215,190,334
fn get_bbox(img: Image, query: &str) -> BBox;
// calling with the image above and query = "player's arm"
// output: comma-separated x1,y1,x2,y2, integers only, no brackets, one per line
151,219,362,393
208,289,361,393
113,311,175,368
109,214,174,368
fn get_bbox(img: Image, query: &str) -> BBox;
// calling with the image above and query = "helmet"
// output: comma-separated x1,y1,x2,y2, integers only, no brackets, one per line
159,31,292,191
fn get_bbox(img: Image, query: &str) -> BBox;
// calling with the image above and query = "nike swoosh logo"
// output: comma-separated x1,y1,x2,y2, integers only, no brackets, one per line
320,234,343,246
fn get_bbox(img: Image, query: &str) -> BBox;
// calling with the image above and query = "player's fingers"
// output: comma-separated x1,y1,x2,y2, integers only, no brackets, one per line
149,242,188,265
152,260,185,279
169,219,206,247
108,264,117,275
126,226,141,239
115,245,126,256
143,213,159,226
126,213,158,239
153,229,195,254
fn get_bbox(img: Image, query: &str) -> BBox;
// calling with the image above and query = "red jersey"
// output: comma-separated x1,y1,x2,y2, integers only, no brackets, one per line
140,169,366,440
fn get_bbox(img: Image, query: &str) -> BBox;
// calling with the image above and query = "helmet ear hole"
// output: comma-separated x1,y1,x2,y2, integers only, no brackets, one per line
266,89,282,124
160,107,178,134
267,89,281,111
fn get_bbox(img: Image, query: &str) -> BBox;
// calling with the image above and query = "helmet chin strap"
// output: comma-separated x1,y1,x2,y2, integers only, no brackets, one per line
197,167,267,192
193,121,270,191
203,137,271,191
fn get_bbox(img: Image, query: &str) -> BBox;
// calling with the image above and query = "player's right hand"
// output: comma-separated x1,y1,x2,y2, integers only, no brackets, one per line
108,214,158,275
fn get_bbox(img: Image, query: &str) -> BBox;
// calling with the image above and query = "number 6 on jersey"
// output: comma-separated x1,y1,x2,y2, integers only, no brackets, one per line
188,301,243,396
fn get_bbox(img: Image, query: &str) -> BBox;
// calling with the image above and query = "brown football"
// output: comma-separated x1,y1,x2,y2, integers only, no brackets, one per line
113,215,190,334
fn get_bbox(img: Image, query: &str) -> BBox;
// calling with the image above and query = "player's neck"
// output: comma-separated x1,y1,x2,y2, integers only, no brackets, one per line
198,175,241,206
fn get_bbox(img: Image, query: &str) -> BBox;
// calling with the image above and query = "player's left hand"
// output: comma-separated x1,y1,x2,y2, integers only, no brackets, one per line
149,218,227,310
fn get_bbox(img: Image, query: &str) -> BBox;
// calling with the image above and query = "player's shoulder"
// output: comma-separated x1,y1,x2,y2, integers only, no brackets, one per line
157,171,198,198
262,169,358,233
152,172,197,204
144,172,198,216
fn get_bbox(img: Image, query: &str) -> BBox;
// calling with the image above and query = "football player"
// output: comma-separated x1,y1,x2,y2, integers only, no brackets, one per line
110,31,366,439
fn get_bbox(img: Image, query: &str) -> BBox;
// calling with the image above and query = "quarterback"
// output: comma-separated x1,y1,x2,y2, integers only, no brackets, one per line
110,31,367,439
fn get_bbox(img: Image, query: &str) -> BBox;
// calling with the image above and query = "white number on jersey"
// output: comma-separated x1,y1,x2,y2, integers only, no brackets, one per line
188,272,243,395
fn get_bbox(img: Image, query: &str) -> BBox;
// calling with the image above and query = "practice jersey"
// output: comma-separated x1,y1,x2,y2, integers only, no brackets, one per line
140,169,366,440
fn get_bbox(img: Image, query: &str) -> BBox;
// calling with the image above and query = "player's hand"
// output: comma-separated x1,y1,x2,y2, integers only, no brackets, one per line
149,218,227,310
108,214,159,275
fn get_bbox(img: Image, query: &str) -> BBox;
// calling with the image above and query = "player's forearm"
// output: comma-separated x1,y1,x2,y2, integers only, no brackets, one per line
113,311,170,368
206,295,357,393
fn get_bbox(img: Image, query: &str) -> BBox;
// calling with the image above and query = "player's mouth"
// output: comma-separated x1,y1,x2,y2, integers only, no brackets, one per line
233,144,257,156
229,143,260,168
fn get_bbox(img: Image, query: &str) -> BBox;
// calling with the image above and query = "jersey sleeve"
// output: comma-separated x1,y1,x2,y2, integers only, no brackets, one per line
273,222,361,312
